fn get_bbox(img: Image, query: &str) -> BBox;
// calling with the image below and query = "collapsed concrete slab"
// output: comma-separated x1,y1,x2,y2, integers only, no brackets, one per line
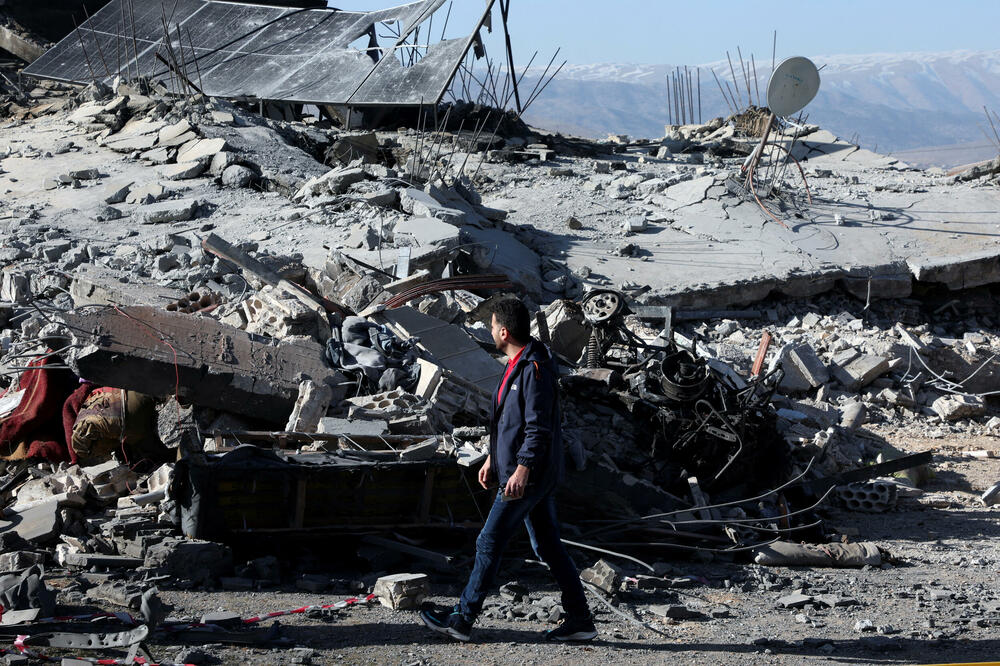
375,306,503,396
59,306,344,423
70,263,188,308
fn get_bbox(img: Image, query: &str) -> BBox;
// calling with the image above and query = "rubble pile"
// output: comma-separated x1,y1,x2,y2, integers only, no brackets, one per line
1,36,1000,663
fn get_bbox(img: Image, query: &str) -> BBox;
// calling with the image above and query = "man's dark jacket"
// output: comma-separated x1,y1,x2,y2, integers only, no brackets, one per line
490,338,564,489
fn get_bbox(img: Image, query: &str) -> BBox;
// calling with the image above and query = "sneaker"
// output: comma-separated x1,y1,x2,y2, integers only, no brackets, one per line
420,604,473,642
544,614,597,641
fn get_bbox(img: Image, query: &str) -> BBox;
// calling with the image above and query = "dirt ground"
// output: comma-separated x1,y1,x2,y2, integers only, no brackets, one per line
114,432,1000,666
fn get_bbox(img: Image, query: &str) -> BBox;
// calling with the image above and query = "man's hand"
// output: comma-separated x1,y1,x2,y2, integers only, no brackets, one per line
504,464,530,499
478,456,493,489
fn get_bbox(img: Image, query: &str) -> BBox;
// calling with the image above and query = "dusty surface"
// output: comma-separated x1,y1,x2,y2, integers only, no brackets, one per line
61,431,990,666
3,82,1000,666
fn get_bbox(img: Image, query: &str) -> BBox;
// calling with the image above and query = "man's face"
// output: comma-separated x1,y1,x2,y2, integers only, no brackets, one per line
490,313,506,353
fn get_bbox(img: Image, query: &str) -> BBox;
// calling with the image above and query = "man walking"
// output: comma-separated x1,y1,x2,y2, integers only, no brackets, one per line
420,298,595,643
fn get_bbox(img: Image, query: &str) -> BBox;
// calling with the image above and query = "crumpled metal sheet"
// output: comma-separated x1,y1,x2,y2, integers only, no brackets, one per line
24,0,482,106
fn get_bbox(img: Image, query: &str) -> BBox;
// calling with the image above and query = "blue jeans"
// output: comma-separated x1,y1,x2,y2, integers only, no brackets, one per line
458,485,589,622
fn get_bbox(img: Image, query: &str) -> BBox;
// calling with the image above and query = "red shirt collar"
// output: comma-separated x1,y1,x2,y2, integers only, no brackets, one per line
497,346,526,403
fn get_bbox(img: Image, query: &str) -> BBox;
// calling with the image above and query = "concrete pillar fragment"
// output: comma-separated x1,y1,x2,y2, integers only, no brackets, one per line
285,380,334,433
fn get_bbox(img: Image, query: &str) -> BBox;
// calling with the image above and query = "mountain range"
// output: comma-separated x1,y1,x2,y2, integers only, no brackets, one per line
516,50,1000,167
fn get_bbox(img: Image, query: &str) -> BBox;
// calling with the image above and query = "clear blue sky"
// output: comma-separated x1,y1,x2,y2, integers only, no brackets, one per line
332,0,1000,65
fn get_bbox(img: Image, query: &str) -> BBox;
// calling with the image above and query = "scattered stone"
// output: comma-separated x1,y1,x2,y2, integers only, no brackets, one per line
134,198,199,224
932,394,986,421
580,559,622,595
373,573,429,610
833,354,890,390
854,619,876,633
221,165,255,188
777,592,813,609
623,215,647,233
161,161,207,180
176,137,228,164
785,344,829,387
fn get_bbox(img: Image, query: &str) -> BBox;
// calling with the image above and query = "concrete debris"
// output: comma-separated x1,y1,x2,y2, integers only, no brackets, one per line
373,573,430,610
59,305,343,423
2,36,1000,663
285,380,334,434
837,480,898,512
931,394,986,421
580,559,622,595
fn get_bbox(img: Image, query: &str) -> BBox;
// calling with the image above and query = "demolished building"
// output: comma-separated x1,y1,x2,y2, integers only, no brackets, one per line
23,0,500,125
1,0,1000,662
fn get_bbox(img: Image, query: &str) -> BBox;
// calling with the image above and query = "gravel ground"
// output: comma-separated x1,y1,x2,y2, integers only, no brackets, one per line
113,433,999,666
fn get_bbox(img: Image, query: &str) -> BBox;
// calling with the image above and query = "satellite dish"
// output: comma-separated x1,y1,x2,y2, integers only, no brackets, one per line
766,56,820,117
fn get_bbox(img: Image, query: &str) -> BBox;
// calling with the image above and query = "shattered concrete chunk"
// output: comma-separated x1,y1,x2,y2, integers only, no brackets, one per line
285,380,334,433
785,344,830,387
374,573,429,610
931,394,986,421
102,179,134,204
293,167,366,200
580,559,622,595
833,354,890,390
176,137,228,164
61,306,343,422
144,537,233,585
840,402,867,429
161,161,207,180
221,165,255,188
133,198,199,224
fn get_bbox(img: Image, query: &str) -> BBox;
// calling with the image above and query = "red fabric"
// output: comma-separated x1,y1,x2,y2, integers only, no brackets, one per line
0,356,78,462
497,347,525,404
61,383,100,465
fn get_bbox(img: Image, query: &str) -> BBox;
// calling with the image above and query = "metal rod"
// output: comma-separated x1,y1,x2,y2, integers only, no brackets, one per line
726,50,741,107
665,75,671,125
561,539,654,573
72,17,98,84
522,47,559,115
522,59,564,113
687,65,694,124
186,28,205,93
737,46,752,106
83,5,112,79
675,69,682,124
120,0,132,81
499,0,522,114
711,67,735,116
772,30,777,74
724,80,739,115
128,0,141,82
984,106,1000,149
697,67,701,123
752,54,760,107
440,0,452,40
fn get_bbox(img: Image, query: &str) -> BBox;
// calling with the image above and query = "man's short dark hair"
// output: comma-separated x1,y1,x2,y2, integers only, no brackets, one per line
493,298,530,344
